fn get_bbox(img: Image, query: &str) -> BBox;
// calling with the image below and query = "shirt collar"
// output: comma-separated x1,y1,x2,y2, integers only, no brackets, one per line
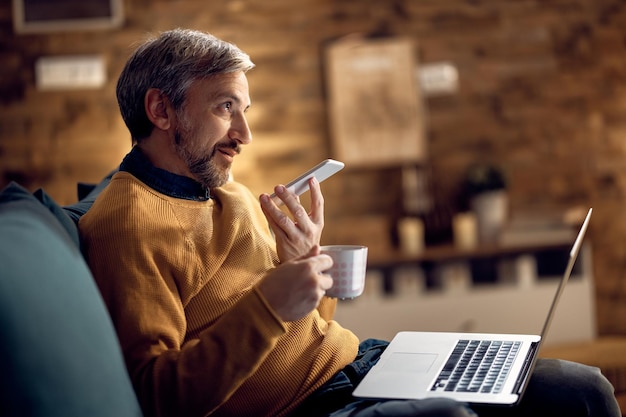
119,146,211,201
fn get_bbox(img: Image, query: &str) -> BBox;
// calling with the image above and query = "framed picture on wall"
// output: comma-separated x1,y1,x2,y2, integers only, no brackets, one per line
12,0,124,34
324,36,427,167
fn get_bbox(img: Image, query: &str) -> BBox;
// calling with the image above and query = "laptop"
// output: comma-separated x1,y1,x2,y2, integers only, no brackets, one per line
352,208,593,406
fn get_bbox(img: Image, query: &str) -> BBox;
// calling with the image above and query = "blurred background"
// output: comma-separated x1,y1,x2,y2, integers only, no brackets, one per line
2,0,626,342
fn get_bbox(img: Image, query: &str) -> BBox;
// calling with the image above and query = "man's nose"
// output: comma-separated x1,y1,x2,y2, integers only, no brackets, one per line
230,114,252,145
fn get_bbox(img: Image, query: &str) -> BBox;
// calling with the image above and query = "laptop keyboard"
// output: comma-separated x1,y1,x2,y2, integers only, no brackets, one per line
430,339,521,394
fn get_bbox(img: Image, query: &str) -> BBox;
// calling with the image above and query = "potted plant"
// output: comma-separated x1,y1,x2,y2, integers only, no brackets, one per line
462,164,508,244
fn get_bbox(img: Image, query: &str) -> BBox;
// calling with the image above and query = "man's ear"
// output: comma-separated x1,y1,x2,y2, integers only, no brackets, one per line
145,88,173,131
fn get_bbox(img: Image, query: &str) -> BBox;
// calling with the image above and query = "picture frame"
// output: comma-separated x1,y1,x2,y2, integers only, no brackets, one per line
324,36,427,167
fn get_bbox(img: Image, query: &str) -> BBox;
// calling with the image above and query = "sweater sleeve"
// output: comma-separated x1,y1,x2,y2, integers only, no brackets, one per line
147,289,287,417
316,296,337,321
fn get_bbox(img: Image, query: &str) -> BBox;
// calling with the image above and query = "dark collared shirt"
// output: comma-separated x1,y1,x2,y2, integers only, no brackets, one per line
119,146,211,201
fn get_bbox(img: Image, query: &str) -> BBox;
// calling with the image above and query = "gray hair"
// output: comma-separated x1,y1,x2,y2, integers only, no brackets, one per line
116,28,255,142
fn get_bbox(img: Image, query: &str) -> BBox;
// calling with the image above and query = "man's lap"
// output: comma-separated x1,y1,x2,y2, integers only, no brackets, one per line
473,358,620,417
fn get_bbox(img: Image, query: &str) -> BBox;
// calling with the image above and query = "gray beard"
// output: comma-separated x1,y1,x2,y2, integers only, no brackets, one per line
174,129,230,190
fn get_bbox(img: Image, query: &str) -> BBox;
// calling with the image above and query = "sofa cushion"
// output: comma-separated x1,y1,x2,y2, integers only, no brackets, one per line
0,183,142,417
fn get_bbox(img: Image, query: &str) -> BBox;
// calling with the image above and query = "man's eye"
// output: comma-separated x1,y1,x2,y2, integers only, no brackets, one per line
223,102,232,111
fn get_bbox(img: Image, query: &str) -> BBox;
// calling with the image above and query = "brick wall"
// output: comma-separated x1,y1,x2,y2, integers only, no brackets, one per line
2,0,626,335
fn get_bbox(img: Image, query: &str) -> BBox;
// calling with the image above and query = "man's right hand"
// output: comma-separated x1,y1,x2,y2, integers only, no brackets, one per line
257,248,334,322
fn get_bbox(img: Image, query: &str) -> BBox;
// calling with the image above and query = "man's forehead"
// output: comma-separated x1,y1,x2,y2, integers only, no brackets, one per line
192,73,250,102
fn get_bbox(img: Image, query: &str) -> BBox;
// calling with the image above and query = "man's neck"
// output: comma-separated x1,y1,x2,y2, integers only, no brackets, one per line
136,135,192,180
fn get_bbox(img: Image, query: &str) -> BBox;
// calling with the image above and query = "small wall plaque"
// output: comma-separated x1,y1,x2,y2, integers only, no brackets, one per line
12,0,123,34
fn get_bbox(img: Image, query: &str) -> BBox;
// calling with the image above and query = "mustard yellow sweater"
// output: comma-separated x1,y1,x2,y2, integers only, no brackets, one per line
79,172,359,417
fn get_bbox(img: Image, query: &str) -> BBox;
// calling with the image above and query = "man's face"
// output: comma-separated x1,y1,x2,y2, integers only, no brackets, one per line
173,71,252,189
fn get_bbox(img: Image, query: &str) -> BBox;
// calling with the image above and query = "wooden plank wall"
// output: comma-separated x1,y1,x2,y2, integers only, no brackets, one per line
2,0,626,335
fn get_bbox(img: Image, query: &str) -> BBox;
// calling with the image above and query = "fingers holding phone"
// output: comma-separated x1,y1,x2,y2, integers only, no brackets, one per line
260,178,323,261
259,160,343,262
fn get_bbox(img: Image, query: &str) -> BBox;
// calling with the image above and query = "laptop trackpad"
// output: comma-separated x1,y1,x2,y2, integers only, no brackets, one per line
382,352,438,373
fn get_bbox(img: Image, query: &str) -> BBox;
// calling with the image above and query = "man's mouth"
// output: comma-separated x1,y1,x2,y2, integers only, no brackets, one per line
217,142,240,157
219,148,237,157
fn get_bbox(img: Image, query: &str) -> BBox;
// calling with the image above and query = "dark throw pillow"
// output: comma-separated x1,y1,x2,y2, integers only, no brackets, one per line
63,168,118,225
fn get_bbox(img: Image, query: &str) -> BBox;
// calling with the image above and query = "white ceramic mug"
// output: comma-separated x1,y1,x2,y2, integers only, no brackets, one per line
320,245,368,299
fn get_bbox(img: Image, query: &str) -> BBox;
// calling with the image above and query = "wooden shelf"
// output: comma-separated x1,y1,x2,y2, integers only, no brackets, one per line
368,240,575,268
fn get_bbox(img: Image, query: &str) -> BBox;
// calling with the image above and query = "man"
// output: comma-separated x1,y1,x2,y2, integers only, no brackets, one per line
79,28,620,417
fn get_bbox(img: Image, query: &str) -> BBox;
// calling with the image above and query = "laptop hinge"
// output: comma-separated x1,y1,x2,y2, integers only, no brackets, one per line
512,341,540,395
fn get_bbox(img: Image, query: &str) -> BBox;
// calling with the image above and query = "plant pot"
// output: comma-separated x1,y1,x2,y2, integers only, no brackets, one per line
470,190,508,244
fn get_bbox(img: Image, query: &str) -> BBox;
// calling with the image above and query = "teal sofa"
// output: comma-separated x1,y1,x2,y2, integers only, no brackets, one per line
0,178,142,416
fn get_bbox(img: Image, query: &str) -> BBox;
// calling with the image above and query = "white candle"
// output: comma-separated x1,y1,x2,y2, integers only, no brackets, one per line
453,212,478,250
398,217,424,255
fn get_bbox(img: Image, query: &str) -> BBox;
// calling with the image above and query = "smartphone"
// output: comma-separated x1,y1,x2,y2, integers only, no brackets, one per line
270,159,345,204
